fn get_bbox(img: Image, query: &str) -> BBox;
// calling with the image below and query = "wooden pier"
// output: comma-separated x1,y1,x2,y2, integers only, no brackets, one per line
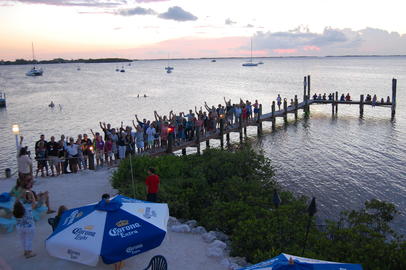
147,76,397,157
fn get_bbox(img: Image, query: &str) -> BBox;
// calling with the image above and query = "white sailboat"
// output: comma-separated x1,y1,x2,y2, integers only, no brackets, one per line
26,43,43,76
242,38,258,67
165,54,174,74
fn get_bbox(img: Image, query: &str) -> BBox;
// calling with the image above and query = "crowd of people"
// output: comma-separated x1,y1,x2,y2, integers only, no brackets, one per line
17,98,261,177
310,92,391,106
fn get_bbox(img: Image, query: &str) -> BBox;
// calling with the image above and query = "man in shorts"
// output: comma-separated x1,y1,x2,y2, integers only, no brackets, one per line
46,136,60,176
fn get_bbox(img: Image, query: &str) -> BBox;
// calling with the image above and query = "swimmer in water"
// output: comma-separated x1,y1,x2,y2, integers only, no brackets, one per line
49,101,55,108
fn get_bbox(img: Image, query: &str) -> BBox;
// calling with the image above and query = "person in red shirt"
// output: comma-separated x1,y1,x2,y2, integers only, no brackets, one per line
145,168,160,202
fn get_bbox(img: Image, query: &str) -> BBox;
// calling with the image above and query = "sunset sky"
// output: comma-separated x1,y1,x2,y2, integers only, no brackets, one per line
1,0,406,60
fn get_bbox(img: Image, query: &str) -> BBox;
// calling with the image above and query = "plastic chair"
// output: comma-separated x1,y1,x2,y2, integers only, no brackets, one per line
143,255,167,270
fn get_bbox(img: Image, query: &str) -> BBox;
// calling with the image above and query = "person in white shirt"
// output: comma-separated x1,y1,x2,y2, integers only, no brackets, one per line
65,138,79,173
17,146,32,179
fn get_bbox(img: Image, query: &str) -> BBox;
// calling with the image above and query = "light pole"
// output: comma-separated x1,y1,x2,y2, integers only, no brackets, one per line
273,190,282,252
12,124,20,154
302,197,317,256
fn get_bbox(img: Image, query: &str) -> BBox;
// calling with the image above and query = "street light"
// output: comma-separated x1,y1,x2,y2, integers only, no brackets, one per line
12,124,20,154
273,190,282,251
302,197,317,256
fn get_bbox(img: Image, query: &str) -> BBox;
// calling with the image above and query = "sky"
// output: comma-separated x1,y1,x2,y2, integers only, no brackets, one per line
0,0,406,60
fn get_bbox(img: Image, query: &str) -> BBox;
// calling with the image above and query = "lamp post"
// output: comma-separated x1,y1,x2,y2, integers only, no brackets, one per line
302,197,317,256
273,190,282,251
12,124,20,154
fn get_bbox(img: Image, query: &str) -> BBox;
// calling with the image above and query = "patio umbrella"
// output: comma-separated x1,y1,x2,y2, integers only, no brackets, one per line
45,195,169,266
238,253,363,270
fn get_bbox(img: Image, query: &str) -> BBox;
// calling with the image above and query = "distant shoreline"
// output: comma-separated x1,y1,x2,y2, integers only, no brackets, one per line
1,55,405,66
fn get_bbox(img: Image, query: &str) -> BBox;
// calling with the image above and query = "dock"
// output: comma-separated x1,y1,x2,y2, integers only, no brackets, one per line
148,76,397,156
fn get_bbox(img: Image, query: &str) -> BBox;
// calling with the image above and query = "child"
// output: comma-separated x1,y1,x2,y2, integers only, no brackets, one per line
13,198,36,258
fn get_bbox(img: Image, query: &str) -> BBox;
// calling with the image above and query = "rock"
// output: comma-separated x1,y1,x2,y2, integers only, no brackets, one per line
209,240,227,250
191,226,207,234
214,231,229,241
228,263,241,270
170,224,191,233
230,257,249,267
202,231,217,243
168,216,180,226
185,219,198,228
220,258,231,268
206,246,224,258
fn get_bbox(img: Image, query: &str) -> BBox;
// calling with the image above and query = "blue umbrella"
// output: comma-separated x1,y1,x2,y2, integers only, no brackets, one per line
238,253,363,270
45,195,169,266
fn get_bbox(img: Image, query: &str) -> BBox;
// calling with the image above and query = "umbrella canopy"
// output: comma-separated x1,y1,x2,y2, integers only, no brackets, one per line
45,195,169,266
238,253,363,270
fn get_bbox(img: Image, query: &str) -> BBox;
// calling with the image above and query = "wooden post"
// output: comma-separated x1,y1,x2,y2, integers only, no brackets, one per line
335,91,338,114
307,75,311,98
220,118,224,149
226,132,230,146
271,101,276,131
206,140,210,148
257,104,263,135
166,132,173,153
360,94,364,117
182,148,186,155
283,99,288,123
392,78,397,119
294,95,298,120
196,126,201,155
303,76,307,101
239,114,243,142
331,92,335,116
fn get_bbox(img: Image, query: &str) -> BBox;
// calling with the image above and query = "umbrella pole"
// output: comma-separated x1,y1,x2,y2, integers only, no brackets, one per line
129,152,136,198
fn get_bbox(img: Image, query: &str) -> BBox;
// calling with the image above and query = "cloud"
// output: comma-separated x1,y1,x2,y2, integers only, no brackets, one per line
117,7,156,16
253,27,406,55
158,6,197,21
4,0,126,7
225,18,236,25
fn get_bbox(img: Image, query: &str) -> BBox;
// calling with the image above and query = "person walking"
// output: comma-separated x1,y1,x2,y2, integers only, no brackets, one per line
145,168,159,202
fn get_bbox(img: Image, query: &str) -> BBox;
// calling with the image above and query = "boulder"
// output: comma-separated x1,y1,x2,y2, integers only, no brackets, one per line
214,231,229,242
168,216,180,226
209,240,227,250
206,246,224,258
191,226,207,234
185,219,198,228
202,231,217,243
170,224,191,233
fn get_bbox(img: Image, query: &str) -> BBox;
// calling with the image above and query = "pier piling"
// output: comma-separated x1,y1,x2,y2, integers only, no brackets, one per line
360,94,364,117
294,95,298,120
392,78,397,119
283,99,288,123
220,118,224,149
271,101,276,131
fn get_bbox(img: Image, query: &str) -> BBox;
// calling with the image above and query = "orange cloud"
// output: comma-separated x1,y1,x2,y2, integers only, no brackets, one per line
272,48,297,54
303,45,321,51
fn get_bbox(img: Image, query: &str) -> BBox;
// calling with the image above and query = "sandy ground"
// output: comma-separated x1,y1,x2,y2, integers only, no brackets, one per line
0,169,227,270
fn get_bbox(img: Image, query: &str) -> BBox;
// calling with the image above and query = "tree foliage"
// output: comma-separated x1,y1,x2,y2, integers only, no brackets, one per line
112,147,406,270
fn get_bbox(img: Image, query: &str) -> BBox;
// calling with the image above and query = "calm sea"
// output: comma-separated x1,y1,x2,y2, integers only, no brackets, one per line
0,57,405,234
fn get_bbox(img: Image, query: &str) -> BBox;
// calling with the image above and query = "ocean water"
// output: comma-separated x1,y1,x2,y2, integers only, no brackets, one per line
0,57,405,234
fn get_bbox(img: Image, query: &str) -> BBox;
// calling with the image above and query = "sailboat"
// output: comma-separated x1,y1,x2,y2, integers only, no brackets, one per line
26,43,43,76
165,54,174,74
242,38,258,67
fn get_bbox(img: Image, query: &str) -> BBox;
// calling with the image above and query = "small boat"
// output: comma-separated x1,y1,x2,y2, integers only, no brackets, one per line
258,61,264,65
242,38,258,67
120,66,125,72
211,59,217,62
0,92,6,108
115,67,120,72
26,43,43,76
165,54,174,74
26,67,43,76
77,66,81,71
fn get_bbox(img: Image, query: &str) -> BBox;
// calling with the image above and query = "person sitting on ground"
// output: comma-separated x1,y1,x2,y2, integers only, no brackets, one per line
340,94,345,101
290,99,294,107
386,96,390,103
52,205,68,231
313,93,317,100
102,193,110,202
10,178,25,200
22,176,55,214
322,93,327,100
328,93,333,100
380,97,384,103
345,93,351,101
317,94,322,100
